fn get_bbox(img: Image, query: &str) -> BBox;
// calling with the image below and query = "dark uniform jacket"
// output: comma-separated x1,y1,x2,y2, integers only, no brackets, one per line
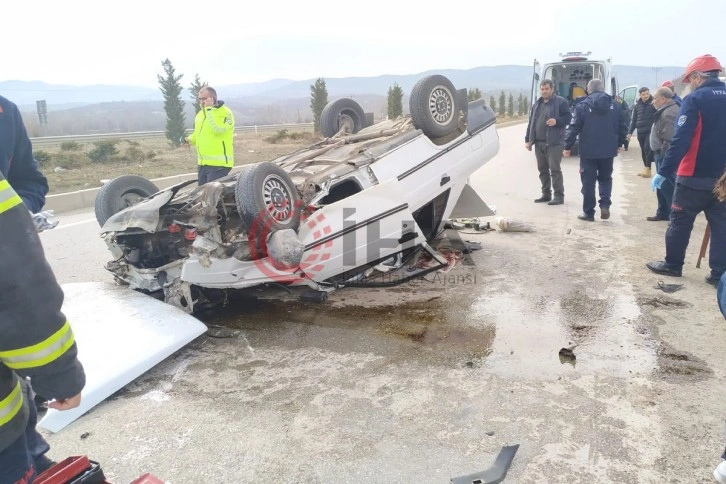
0,96,49,213
565,92,627,159
659,78,726,185
0,173,85,452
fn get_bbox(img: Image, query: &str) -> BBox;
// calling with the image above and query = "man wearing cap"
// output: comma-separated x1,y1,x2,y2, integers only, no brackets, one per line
660,80,682,106
646,87,680,222
646,54,726,288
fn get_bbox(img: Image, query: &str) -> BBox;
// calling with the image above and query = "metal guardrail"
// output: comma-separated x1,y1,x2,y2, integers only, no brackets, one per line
30,123,315,148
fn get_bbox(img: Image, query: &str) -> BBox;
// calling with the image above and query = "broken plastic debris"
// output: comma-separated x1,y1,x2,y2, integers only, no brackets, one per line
495,217,534,232
655,280,684,293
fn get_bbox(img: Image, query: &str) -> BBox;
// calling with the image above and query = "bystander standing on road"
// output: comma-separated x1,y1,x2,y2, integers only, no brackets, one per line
646,87,680,222
646,54,726,288
660,80,682,105
525,80,572,205
628,87,657,177
186,87,235,185
564,79,627,222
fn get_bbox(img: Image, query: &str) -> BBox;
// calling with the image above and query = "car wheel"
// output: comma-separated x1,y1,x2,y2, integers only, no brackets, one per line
409,74,461,138
95,175,159,227
409,74,460,138
235,162,302,235
320,98,366,138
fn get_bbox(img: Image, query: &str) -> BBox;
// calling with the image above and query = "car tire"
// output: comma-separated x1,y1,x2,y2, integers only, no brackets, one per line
320,98,366,138
95,175,159,227
235,162,302,237
409,74,460,138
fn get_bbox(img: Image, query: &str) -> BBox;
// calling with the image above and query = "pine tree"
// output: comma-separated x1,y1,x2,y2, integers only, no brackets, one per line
517,94,524,116
523,96,529,113
387,83,404,119
310,78,329,134
189,74,208,114
468,88,482,101
158,59,186,147
498,91,506,117
490,96,496,114
508,93,514,117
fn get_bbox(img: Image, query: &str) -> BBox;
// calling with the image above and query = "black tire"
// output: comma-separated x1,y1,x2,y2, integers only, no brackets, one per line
95,175,159,227
320,98,366,138
409,74,460,138
235,162,301,234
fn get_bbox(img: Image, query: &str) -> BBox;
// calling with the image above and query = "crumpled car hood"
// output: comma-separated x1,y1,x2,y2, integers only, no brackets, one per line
101,190,174,233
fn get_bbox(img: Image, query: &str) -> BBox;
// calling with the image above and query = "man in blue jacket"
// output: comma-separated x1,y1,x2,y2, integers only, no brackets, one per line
525,79,573,205
0,95,49,213
646,54,726,288
564,79,627,221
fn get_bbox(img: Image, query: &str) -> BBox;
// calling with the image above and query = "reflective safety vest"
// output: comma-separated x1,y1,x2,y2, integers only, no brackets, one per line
188,104,235,168
0,177,85,452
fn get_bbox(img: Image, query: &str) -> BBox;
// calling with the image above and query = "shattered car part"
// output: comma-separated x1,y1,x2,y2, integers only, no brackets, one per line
97,74,500,313
450,444,520,484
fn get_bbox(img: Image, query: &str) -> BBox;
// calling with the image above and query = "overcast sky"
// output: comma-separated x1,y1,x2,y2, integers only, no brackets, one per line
4,0,725,88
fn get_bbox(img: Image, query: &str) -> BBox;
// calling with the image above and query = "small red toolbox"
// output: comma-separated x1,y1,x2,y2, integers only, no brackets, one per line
34,455,109,483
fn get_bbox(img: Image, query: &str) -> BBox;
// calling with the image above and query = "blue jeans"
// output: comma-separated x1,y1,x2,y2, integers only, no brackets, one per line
665,182,726,277
579,158,614,217
0,383,50,484
655,154,675,218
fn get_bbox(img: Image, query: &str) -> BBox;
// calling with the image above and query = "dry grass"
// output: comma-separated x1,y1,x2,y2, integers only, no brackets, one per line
41,128,318,195
41,116,526,195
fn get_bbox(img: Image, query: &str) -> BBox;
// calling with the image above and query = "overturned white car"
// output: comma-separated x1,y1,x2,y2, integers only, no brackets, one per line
96,74,499,313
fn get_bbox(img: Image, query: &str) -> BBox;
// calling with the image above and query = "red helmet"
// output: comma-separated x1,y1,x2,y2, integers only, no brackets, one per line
682,54,723,83
660,80,674,88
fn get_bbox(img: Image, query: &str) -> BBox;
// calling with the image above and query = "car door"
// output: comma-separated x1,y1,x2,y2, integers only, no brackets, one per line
530,59,540,110
296,178,426,284
619,85,638,110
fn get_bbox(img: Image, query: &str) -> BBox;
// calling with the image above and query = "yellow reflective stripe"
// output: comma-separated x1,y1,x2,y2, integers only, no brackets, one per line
0,180,23,214
0,382,23,427
0,321,75,370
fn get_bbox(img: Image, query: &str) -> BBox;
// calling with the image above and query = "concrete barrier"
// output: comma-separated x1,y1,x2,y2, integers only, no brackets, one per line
45,165,247,214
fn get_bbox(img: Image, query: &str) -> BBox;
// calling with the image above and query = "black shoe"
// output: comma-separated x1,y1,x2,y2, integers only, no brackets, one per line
534,194,552,203
646,215,668,221
646,261,682,277
547,196,564,205
705,274,721,288
600,207,610,219
577,214,595,222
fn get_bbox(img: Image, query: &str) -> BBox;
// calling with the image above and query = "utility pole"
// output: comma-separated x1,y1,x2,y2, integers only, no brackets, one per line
653,67,661,87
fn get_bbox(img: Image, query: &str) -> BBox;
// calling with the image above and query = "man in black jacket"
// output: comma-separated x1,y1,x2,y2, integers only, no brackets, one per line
564,79,628,221
628,87,657,177
525,80,573,205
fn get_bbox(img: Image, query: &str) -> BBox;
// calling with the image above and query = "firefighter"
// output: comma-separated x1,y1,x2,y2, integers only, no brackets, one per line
647,54,726,288
0,173,86,483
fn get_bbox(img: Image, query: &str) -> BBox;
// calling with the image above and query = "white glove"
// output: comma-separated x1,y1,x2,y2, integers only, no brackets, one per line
31,210,59,232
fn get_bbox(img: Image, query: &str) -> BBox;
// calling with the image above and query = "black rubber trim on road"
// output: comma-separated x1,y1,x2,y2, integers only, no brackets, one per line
450,444,520,484
304,203,409,251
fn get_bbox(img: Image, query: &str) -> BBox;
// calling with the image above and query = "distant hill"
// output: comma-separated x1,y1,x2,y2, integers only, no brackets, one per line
3,64,686,109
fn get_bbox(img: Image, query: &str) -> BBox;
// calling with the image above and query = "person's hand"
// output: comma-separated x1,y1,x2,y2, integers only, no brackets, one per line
626,133,632,141
525,142,533,151
563,149,571,157
651,174,666,192
546,118,556,127
48,393,82,411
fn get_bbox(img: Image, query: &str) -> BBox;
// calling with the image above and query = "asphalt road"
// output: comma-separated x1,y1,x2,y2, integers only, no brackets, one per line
39,124,725,483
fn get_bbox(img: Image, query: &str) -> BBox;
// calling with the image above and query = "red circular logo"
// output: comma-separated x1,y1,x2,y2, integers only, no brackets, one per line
249,200,333,283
